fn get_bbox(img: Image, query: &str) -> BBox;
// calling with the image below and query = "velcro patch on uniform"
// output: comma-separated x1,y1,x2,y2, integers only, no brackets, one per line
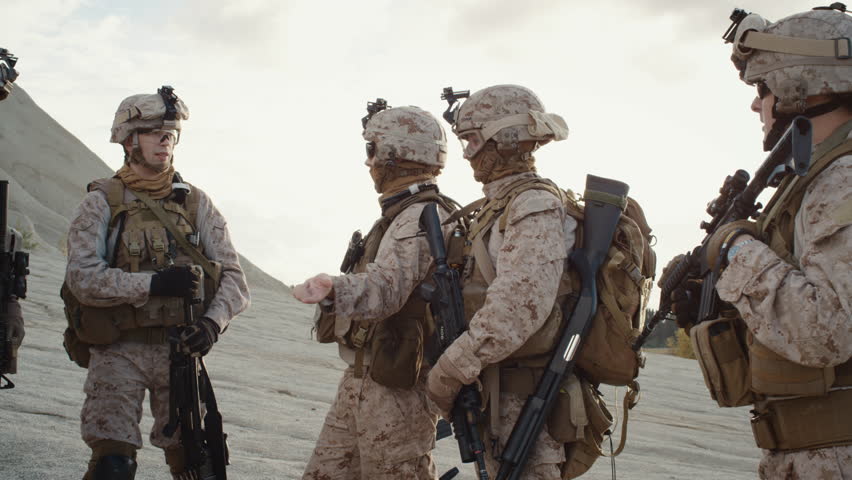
507,192,562,226
392,215,422,240
70,215,95,232
831,197,852,227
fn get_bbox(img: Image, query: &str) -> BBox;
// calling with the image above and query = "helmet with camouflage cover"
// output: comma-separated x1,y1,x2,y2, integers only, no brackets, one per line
362,104,447,168
110,86,189,145
451,84,569,159
0,48,19,101
728,4,852,148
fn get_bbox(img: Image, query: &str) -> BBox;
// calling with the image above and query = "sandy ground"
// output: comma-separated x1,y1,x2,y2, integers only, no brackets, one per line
0,85,761,479
0,248,762,480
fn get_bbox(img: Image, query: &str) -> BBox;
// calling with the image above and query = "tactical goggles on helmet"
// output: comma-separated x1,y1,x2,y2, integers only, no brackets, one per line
456,111,570,159
138,128,179,145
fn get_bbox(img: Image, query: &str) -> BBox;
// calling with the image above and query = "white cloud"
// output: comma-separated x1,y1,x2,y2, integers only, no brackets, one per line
8,0,797,299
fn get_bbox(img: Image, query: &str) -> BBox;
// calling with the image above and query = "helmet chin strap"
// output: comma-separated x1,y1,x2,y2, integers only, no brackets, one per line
765,99,844,150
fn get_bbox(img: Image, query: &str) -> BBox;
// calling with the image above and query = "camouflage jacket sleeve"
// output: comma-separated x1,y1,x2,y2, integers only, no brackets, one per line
65,191,152,307
193,187,251,332
332,202,452,322
717,155,852,368
442,190,572,383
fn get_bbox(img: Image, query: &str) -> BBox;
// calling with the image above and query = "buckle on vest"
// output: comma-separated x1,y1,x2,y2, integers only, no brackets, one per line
152,238,165,252
351,325,369,349
186,233,200,247
129,241,142,257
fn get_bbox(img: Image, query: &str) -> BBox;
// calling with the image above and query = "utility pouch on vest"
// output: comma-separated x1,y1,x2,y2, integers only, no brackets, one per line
60,283,92,368
749,337,835,396
751,389,852,451
560,380,613,480
313,307,336,344
690,314,755,407
369,314,424,389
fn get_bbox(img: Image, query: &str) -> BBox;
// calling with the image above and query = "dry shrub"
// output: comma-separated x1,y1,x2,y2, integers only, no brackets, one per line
666,328,696,359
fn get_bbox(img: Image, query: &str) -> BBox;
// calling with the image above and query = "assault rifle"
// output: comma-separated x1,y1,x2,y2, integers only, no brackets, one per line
633,116,812,349
495,175,629,480
0,180,29,389
419,203,489,480
163,265,228,480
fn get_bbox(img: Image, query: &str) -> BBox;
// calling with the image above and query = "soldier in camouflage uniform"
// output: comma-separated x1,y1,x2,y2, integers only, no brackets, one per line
672,5,852,479
0,48,24,386
294,103,456,479
64,87,250,479
425,85,578,479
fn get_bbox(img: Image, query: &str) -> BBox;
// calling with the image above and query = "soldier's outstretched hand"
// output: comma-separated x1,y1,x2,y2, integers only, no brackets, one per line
293,273,334,304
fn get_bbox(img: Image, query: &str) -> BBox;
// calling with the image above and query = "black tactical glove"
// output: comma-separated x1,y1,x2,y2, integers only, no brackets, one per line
659,254,701,332
670,280,702,332
179,317,219,356
150,266,200,298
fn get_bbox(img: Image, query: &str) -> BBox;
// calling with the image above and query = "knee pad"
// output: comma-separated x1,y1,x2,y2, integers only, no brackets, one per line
93,455,137,480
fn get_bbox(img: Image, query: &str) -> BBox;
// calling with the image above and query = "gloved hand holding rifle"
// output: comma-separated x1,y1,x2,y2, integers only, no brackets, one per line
419,202,489,480
162,264,229,480
634,116,812,349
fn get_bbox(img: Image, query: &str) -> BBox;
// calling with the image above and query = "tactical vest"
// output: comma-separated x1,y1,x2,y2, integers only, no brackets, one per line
693,121,852,451
62,177,221,363
749,120,852,451
314,186,457,389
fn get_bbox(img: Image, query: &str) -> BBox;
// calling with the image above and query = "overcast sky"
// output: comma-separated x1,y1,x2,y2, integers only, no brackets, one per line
5,0,809,296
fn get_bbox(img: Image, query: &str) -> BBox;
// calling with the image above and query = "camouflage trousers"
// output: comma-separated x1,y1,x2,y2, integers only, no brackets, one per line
483,393,566,480
302,367,439,480
80,342,178,450
759,445,852,480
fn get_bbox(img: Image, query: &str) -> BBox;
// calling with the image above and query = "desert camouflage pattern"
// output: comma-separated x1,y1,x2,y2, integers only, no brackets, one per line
306,193,453,478
363,106,447,168
732,9,852,113
453,85,569,151
717,142,852,475
436,172,573,477
716,153,852,368
80,343,178,449
758,445,852,480
302,368,438,480
482,393,566,478
332,200,452,322
65,184,250,332
110,92,190,144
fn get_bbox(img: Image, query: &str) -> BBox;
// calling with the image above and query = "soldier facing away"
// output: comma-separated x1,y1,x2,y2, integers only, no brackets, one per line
293,102,457,479
666,4,852,479
63,87,250,479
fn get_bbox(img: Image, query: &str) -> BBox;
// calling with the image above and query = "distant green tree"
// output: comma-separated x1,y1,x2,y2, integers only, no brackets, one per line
642,309,677,348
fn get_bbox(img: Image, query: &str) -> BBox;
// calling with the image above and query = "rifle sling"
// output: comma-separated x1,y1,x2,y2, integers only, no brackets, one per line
130,189,220,283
